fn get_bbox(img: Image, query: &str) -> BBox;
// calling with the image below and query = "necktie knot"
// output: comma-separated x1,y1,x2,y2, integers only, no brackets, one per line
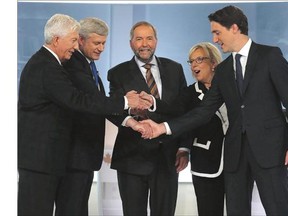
144,63,152,70
235,54,242,62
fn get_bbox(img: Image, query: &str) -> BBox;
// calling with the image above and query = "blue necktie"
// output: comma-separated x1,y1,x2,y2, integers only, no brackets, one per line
90,61,99,86
235,54,243,96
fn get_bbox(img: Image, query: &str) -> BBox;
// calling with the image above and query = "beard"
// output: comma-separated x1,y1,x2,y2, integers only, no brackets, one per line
133,47,155,62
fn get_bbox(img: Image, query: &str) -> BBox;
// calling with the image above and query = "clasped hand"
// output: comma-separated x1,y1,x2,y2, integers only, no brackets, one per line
125,91,166,139
125,90,153,110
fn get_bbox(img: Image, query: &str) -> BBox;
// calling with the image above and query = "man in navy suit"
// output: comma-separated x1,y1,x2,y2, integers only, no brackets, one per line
18,14,151,216
142,6,288,216
107,21,190,216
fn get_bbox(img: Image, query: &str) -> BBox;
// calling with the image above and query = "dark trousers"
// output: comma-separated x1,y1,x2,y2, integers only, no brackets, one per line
18,168,58,216
55,168,94,216
18,168,94,216
225,133,288,216
117,168,178,216
192,173,225,216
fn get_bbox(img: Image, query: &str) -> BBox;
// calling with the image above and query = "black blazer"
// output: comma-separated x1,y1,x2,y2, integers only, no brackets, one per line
108,56,190,175
63,50,107,171
184,82,226,176
155,82,227,176
18,47,124,175
168,42,288,172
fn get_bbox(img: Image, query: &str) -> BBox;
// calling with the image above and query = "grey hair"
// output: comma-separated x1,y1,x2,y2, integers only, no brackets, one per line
44,13,80,44
79,17,109,39
188,42,222,64
130,21,157,40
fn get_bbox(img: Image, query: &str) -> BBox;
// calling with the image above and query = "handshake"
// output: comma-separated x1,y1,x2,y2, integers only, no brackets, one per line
125,90,167,139
125,90,153,110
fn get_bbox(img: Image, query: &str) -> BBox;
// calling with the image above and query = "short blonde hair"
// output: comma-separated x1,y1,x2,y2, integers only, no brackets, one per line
188,42,222,65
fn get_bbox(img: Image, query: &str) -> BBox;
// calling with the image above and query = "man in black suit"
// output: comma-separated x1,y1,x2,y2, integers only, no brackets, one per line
18,14,151,216
142,5,288,216
107,21,190,216
56,17,112,216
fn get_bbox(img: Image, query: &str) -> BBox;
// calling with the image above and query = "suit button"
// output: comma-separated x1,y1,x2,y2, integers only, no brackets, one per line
241,105,245,109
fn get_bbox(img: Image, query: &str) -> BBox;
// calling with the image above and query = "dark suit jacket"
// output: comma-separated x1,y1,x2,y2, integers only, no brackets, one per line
18,47,124,175
184,82,225,176
155,82,226,176
168,42,288,172
63,50,106,171
107,56,190,175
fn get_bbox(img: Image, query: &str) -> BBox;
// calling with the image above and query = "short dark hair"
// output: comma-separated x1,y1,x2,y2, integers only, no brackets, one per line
208,5,248,35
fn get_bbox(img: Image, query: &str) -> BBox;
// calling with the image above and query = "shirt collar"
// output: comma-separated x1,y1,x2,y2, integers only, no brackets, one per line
232,38,252,59
78,49,93,64
43,45,62,65
134,55,157,68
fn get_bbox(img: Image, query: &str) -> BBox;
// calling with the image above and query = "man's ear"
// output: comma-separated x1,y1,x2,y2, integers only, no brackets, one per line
231,23,240,33
78,35,86,46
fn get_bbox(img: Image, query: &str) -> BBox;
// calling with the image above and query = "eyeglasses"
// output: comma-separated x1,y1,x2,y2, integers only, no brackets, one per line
187,57,210,65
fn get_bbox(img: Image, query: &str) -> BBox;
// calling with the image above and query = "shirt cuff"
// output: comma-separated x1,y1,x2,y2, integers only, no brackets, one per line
178,147,190,153
163,122,172,135
148,95,156,112
122,116,132,127
124,96,129,110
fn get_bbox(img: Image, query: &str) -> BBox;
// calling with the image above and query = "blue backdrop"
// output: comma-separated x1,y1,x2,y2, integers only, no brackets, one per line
18,1,288,91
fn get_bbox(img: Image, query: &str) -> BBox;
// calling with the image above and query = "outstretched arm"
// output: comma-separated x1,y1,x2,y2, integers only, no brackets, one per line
125,118,153,138
140,119,168,139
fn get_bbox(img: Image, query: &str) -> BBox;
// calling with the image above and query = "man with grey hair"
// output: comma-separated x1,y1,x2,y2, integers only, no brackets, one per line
60,17,115,216
18,14,151,216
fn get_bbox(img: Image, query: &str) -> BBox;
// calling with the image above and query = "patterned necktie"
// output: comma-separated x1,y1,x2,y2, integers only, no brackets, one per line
90,61,99,86
144,63,160,98
235,54,243,96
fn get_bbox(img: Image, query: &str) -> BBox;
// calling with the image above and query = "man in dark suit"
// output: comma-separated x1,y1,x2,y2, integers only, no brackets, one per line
18,14,151,216
107,21,190,216
141,5,288,216
56,17,112,216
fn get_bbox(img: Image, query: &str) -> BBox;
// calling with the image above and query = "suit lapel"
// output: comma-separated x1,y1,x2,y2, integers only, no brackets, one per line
223,55,240,99
74,50,93,77
156,57,168,100
242,42,258,96
98,77,106,95
129,58,151,92
74,50,105,94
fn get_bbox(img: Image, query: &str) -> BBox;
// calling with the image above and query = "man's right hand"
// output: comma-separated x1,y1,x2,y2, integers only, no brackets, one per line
140,119,167,139
126,90,152,110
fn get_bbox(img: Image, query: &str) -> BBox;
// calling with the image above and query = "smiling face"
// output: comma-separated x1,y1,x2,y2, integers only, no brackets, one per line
51,30,79,63
189,47,215,88
79,33,107,61
130,25,157,63
210,21,237,53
